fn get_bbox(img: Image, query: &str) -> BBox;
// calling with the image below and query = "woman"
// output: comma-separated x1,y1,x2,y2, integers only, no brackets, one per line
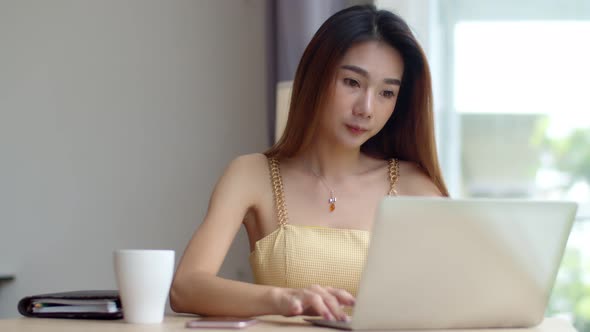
170,4,448,321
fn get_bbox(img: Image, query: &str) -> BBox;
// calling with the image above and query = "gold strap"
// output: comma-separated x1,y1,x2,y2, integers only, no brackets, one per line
269,158,288,226
388,158,400,196
269,157,396,225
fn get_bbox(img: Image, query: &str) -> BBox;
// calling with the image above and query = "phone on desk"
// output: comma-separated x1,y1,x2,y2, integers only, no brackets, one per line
185,317,258,329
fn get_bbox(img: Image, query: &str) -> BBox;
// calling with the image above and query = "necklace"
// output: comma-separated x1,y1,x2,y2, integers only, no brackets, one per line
309,168,337,212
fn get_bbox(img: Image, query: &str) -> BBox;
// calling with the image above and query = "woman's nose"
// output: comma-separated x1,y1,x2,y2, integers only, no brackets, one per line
353,90,374,119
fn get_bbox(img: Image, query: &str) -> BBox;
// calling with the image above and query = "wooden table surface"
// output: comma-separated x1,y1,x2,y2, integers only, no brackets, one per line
0,315,579,332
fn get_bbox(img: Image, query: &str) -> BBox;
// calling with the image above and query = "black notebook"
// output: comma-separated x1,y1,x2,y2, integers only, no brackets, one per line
18,290,123,320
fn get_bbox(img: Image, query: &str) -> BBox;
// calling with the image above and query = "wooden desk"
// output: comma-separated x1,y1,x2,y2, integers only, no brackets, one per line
0,315,579,332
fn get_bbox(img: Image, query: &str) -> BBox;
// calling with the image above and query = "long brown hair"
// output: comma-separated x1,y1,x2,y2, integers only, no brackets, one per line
265,5,449,196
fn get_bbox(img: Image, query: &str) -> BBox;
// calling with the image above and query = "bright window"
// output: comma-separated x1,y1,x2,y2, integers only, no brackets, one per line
454,20,590,331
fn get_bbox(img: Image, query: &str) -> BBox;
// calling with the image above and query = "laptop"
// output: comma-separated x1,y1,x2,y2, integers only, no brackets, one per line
306,197,578,330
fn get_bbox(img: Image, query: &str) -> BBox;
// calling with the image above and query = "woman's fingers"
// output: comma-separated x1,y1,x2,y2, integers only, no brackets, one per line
274,288,303,317
303,290,334,320
288,297,303,316
308,285,348,321
325,286,356,306
277,286,356,321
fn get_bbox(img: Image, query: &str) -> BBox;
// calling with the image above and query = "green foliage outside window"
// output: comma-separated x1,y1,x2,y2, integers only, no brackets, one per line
533,117,590,332
532,118,590,187
547,247,590,332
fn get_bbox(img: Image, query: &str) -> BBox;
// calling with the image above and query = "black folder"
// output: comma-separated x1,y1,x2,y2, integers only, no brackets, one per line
18,290,123,320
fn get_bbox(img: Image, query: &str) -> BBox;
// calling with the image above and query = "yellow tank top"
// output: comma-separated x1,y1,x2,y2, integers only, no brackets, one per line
249,157,399,297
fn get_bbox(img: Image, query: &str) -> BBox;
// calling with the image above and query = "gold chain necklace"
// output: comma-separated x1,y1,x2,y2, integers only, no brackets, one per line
309,168,337,212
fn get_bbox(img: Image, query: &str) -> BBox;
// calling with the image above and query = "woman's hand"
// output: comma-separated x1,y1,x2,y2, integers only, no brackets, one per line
271,285,355,321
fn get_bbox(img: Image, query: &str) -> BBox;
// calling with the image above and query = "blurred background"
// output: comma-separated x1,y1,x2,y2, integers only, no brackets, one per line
0,0,588,330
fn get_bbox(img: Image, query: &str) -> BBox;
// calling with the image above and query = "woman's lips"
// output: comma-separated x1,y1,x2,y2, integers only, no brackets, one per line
346,124,368,135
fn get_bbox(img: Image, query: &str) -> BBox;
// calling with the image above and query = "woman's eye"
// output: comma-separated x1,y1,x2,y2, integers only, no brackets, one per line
343,78,360,88
381,90,395,98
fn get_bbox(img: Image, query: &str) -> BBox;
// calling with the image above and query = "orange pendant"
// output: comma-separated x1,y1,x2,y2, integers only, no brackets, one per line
329,196,336,212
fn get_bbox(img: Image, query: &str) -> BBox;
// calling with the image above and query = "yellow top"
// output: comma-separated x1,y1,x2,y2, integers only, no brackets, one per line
249,158,399,297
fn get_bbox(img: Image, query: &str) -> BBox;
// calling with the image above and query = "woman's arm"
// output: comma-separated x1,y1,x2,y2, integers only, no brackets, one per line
170,154,274,316
169,154,354,319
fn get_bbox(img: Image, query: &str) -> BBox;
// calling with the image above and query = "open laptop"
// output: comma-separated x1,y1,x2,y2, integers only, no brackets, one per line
306,197,578,330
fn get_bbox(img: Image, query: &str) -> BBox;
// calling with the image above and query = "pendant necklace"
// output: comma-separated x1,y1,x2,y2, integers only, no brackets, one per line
309,168,337,212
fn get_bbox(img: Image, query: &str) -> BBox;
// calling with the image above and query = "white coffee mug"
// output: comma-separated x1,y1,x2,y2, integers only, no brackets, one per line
114,249,174,324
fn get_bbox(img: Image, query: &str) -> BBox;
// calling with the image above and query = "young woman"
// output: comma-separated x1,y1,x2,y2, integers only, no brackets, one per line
170,5,448,322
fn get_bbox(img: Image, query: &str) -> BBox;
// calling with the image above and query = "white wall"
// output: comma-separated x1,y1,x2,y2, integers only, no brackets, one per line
0,0,268,318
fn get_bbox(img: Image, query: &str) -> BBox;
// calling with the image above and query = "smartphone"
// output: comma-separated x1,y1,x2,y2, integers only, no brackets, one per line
185,317,259,329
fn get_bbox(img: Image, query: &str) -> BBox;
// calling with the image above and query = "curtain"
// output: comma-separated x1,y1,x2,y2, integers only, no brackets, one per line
267,0,349,144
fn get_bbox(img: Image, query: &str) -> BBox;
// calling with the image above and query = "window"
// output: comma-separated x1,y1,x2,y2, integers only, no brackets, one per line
447,2,590,330
377,1,590,328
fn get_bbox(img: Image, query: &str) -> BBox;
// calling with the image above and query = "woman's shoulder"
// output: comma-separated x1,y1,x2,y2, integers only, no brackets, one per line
212,153,271,206
224,153,270,178
229,152,268,166
397,159,443,197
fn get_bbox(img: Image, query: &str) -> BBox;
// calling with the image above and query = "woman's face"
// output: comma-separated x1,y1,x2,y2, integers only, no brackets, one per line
318,40,404,149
